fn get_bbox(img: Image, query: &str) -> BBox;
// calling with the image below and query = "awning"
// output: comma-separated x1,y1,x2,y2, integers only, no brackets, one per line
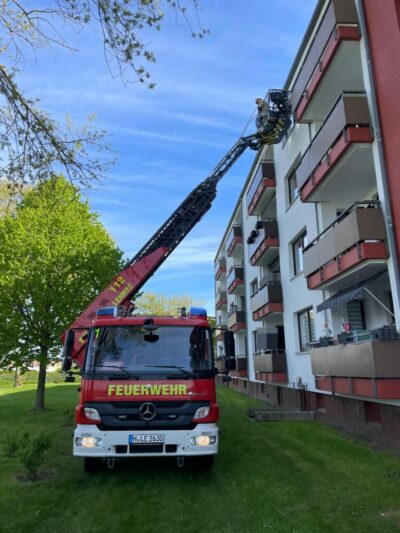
316,272,386,313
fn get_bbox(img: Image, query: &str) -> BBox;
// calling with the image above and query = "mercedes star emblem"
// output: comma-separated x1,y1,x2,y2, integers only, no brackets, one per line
139,402,157,421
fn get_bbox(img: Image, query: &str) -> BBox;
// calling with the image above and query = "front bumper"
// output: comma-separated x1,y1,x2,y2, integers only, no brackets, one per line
73,424,218,458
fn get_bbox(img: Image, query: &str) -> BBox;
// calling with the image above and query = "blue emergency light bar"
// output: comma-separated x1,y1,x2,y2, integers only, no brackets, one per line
96,306,118,317
189,307,207,318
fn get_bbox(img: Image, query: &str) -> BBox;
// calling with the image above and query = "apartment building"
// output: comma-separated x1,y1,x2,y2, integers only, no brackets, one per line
214,0,400,448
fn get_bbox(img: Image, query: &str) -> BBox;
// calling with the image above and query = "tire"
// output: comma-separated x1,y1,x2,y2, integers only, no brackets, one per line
192,455,214,470
84,457,102,473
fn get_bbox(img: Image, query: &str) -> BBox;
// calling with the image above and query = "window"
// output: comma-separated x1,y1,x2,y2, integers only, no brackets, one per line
297,308,316,352
346,300,366,330
292,230,307,275
250,278,258,296
287,170,298,205
253,330,258,351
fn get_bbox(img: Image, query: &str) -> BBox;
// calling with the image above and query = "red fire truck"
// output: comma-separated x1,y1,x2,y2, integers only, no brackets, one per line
62,90,291,471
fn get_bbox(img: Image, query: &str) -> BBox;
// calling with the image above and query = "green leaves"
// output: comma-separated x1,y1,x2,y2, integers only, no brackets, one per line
0,175,122,379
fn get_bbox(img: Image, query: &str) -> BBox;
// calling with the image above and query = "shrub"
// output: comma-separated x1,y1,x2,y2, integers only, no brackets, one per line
16,431,52,481
1,430,19,457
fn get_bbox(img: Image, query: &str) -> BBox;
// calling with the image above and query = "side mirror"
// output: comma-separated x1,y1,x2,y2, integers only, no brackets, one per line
224,357,236,371
223,330,235,358
62,329,75,372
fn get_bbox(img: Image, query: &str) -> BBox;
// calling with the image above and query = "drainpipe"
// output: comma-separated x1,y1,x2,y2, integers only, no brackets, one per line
356,0,400,330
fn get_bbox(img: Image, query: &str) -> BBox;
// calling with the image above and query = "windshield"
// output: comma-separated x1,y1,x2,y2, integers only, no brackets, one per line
84,325,214,378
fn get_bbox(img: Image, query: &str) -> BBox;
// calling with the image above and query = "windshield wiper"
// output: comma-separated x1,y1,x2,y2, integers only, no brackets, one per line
143,365,192,378
91,365,140,380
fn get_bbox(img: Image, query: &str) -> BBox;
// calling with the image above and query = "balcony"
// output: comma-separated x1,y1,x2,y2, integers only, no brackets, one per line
296,93,374,203
230,356,248,379
248,220,279,267
215,289,227,310
311,339,400,399
291,0,362,122
246,162,276,216
215,330,225,342
214,258,226,280
303,203,388,291
235,357,247,371
227,308,246,333
254,350,288,384
226,225,243,257
215,319,227,342
250,274,283,321
227,266,244,294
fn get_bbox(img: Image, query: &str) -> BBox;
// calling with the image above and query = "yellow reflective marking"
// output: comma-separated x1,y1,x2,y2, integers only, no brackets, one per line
107,384,188,397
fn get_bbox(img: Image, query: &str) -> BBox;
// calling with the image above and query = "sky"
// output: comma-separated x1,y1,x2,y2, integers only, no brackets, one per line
20,0,317,314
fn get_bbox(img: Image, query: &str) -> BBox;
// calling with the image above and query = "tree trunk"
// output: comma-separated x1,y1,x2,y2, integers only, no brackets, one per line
14,366,22,387
35,357,47,410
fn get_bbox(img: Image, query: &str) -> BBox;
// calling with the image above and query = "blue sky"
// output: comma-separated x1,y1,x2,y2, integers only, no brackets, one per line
21,0,317,313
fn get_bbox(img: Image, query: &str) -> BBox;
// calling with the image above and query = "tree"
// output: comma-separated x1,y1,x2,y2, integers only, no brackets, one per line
0,1,207,189
135,292,204,316
0,175,123,409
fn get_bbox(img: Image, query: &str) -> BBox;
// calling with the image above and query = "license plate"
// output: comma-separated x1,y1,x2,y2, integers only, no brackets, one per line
129,434,165,444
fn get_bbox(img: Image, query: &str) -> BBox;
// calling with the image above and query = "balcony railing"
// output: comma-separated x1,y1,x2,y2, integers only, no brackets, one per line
311,339,400,399
303,202,388,289
296,93,373,199
227,225,243,257
246,161,276,216
215,289,227,310
253,349,287,373
250,274,283,320
214,258,226,280
227,308,246,332
227,266,244,294
235,357,248,371
291,0,360,120
248,220,279,266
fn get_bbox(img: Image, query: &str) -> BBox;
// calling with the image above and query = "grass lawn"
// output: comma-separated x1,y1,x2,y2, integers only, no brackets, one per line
1,384,400,533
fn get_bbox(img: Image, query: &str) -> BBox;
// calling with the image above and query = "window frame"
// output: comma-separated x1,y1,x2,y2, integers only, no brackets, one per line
292,230,307,276
287,170,299,206
297,307,316,352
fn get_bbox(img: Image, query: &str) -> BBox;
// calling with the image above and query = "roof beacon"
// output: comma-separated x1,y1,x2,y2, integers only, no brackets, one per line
189,307,207,318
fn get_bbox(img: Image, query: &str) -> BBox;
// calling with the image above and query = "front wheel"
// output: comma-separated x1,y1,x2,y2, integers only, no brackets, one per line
84,457,102,473
192,455,214,470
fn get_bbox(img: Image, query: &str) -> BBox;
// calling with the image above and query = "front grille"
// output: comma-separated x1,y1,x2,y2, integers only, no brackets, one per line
86,400,209,430
110,401,186,409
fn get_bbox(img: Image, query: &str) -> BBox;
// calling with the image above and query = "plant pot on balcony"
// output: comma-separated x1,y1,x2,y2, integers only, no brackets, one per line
318,336,333,347
337,332,352,344
371,326,398,341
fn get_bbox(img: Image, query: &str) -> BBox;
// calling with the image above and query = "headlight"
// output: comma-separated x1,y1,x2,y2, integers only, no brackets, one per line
84,407,101,421
75,436,103,448
190,435,217,446
193,406,210,420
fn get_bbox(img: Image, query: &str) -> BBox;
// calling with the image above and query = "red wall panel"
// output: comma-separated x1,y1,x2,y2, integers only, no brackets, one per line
362,0,400,264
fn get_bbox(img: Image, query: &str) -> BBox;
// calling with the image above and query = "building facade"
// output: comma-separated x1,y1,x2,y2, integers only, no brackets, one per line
214,0,400,448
